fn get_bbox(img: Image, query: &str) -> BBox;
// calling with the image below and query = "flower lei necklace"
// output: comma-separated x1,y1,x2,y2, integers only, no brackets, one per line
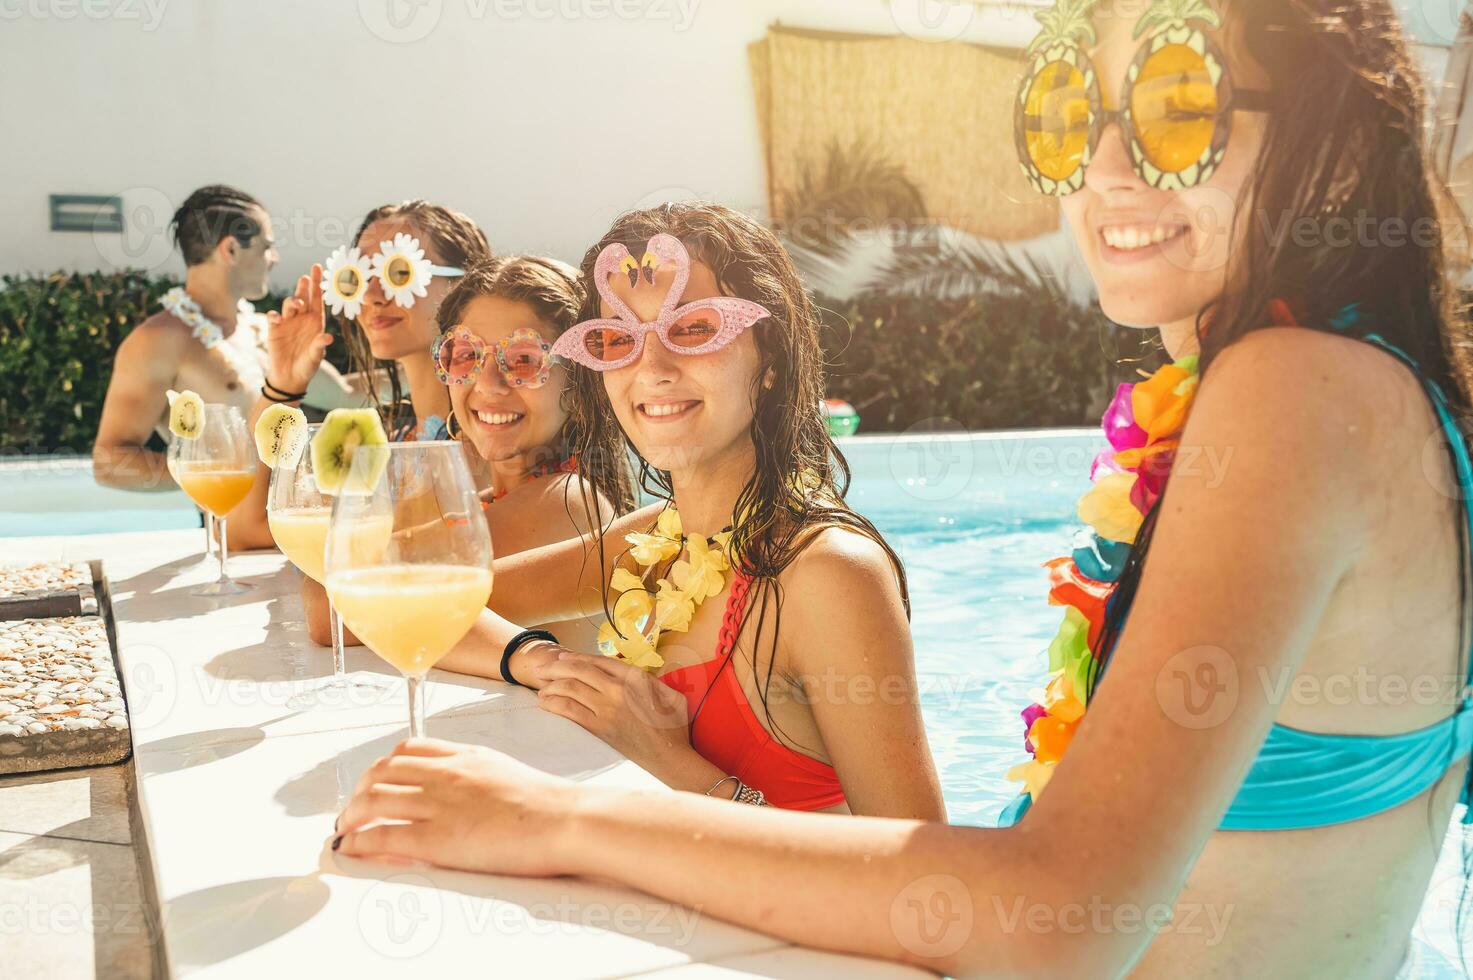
160,287,267,391
1005,354,1200,813
598,505,735,671
160,286,256,350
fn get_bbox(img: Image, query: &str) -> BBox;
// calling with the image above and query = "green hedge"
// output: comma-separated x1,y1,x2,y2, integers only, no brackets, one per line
0,269,1146,454
817,290,1152,433
0,271,322,455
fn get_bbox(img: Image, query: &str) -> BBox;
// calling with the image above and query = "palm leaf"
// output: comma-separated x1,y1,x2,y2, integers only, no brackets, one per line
775,140,927,264
866,237,1080,311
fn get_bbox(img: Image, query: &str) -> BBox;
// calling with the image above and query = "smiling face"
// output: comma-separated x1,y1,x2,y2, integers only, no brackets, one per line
599,258,762,475
1060,11,1269,331
354,217,455,361
446,295,569,463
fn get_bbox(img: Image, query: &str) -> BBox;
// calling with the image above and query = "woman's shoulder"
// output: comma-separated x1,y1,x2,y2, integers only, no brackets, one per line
1187,325,1440,513
1198,326,1425,447
776,520,901,598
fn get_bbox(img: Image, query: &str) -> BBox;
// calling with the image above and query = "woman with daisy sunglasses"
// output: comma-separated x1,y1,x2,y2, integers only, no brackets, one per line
267,199,489,644
337,2,1473,975
431,202,946,819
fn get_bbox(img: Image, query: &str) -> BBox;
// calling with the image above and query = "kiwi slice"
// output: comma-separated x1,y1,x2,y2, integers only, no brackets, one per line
166,389,205,440
254,404,309,470
310,409,389,495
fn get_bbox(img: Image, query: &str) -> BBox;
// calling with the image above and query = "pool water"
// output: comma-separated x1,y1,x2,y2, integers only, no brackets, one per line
0,457,201,537
842,432,1469,978
2,438,1469,972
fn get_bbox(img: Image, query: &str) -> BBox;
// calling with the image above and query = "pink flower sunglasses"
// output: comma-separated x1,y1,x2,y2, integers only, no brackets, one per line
549,233,771,371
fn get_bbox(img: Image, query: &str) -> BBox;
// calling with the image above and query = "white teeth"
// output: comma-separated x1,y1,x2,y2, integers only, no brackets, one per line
1102,225,1185,250
642,402,693,417
475,411,522,425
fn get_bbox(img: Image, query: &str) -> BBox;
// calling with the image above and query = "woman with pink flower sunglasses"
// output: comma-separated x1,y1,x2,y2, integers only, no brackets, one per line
431,203,947,820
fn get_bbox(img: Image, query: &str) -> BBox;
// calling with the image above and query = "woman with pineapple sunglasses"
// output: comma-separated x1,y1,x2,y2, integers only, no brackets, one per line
333,2,1473,975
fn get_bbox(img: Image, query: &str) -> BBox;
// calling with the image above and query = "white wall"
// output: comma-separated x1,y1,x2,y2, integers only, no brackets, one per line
0,0,1040,288
4,0,1462,292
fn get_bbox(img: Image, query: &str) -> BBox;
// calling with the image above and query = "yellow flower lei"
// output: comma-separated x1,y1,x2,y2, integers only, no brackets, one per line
598,505,734,670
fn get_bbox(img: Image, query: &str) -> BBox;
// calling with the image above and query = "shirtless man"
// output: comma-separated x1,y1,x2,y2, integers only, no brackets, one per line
93,184,359,548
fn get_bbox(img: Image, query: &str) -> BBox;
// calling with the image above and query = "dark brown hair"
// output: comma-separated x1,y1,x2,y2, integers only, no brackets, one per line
572,201,909,744
170,184,264,267
436,255,637,513
340,200,493,435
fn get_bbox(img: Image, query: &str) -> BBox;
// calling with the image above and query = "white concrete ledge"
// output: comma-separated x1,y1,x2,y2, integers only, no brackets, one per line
4,530,926,978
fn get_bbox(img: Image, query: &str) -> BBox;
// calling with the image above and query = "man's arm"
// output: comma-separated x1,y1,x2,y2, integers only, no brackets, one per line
92,324,184,491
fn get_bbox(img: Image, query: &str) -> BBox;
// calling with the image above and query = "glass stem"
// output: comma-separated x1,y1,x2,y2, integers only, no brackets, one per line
216,517,230,586
406,675,425,739
329,600,346,680
205,512,216,557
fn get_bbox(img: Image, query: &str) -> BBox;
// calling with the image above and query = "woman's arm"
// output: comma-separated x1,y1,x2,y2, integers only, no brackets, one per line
486,501,664,624
339,329,1372,976
778,528,946,820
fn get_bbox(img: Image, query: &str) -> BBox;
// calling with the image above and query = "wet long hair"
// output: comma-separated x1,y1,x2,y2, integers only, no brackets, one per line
435,255,637,514
340,200,492,437
1087,0,1473,959
571,202,909,743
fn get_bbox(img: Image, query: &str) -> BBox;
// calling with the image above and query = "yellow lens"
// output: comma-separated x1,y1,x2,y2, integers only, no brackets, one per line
1130,43,1217,176
334,267,361,297
386,255,413,288
1023,60,1091,182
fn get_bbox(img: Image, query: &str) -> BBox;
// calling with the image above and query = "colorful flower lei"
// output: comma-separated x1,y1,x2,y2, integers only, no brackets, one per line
598,505,734,671
1005,354,1200,807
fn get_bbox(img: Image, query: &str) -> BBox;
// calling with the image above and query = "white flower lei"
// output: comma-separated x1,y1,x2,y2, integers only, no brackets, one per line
159,287,266,388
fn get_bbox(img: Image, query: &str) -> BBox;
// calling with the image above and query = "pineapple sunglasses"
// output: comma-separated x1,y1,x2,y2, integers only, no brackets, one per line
1015,0,1271,196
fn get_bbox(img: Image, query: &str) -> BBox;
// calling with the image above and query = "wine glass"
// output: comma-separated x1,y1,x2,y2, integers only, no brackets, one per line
167,437,217,571
172,404,256,596
267,424,392,709
325,441,493,737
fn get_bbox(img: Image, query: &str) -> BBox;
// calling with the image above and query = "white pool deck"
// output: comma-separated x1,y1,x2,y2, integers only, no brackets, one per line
3,528,926,979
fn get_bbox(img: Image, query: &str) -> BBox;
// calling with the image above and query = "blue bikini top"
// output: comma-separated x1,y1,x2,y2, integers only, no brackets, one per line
1220,332,1473,830
999,329,1473,832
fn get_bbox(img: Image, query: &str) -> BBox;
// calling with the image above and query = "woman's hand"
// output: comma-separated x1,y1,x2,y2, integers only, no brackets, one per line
533,651,694,775
334,738,580,876
266,264,332,394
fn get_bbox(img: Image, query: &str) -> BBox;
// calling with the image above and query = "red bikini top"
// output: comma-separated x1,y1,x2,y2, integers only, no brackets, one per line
657,571,847,811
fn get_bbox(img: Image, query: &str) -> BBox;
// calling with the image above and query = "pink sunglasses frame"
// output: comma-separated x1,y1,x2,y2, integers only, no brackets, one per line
550,233,771,371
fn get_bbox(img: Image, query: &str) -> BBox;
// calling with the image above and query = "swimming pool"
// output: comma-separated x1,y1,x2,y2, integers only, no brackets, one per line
0,457,201,537
2,437,1467,972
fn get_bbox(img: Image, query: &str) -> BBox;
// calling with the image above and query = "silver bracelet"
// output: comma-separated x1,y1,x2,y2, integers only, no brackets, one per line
734,782,770,806
705,774,739,798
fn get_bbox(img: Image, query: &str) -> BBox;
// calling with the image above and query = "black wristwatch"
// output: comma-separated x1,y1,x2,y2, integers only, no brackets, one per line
501,628,558,687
